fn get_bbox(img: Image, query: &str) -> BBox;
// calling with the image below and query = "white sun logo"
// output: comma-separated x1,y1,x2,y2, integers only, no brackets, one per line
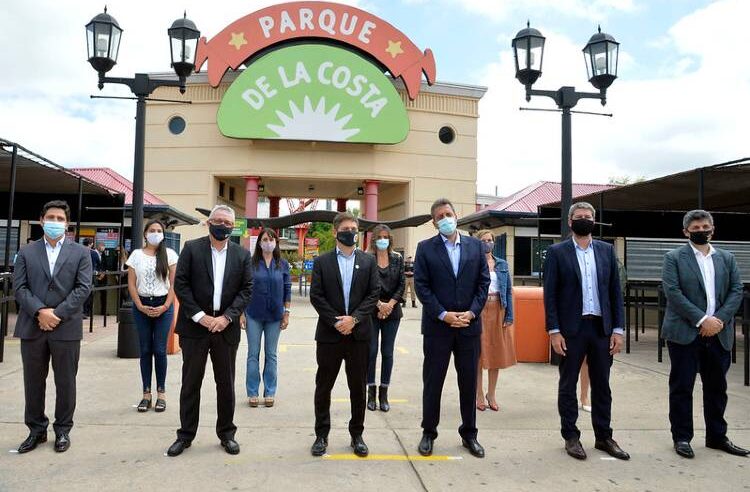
266,96,361,141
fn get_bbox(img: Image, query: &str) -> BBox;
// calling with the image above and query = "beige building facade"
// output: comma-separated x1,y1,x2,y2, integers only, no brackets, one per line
144,72,485,255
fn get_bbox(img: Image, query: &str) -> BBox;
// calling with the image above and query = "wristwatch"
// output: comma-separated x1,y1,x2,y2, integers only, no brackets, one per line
284,308,291,314
352,317,359,325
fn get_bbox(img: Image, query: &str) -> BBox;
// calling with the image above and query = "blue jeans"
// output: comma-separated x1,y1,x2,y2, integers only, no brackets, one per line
245,316,282,397
132,297,173,392
368,317,400,386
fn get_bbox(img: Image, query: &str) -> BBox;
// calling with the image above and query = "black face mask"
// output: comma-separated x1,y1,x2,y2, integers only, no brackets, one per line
689,230,712,245
570,218,596,236
336,231,357,247
209,223,233,241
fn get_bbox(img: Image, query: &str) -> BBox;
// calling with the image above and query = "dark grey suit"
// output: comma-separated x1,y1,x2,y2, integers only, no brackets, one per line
14,238,92,436
661,243,743,444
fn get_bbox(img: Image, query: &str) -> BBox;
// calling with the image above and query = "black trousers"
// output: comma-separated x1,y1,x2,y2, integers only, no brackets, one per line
558,317,613,441
314,337,369,438
21,334,80,436
421,333,480,440
177,334,237,442
668,336,731,444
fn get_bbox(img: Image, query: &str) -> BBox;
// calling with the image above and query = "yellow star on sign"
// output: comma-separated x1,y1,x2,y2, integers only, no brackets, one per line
229,32,248,50
385,40,404,59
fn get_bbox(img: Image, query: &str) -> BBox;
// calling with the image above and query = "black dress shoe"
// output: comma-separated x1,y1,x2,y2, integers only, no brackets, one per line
462,438,485,458
18,433,47,453
311,436,328,457
351,435,369,457
221,439,240,455
674,441,694,459
167,439,191,457
706,439,750,456
367,386,377,411
565,438,587,460
595,438,630,460
378,385,390,412
418,435,434,457
54,434,71,453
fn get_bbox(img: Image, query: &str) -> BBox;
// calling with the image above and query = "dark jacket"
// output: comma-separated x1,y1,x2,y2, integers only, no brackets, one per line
245,258,291,322
372,251,405,320
543,239,624,337
661,244,743,351
89,249,101,273
414,233,490,337
174,236,253,346
310,249,380,343
14,239,92,341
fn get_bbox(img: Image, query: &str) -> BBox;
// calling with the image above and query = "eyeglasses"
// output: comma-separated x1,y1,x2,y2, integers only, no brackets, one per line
209,219,234,228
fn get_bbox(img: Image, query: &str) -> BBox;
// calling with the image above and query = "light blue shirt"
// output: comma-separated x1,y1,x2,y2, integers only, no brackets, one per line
44,236,64,276
336,247,357,314
438,234,461,321
574,238,602,317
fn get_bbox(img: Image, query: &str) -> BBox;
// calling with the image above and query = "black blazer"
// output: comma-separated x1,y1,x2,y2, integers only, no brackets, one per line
414,233,490,337
542,239,624,337
310,249,380,343
372,252,405,320
174,236,253,346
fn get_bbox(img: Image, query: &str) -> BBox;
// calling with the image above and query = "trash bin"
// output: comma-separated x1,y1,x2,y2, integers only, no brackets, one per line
167,299,181,355
117,304,140,358
512,287,549,363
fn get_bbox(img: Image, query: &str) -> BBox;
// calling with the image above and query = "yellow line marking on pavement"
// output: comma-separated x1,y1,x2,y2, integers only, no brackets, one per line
396,346,409,354
332,398,408,403
323,454,462,461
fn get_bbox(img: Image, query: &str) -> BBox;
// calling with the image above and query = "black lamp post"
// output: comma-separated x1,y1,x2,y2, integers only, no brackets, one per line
513,23,619,237
86,8,199,250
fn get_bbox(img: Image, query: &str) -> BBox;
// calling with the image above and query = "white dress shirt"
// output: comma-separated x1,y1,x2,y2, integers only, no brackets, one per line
690,242,717,327
438,233,463,321
44,236,64,276
191,241,229,323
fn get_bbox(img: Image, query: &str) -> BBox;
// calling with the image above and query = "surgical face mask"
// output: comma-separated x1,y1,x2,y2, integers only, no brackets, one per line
336,230,357,247
689,230,712,245
209,223,233,241
482,241,494,254
375,238,390,250
437,216,457,236
260,240,276,253
43,221,66,240
146,232,164,246
570,218,595,236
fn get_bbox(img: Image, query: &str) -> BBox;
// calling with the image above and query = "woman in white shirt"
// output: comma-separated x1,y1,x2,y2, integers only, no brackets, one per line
126,220,179,413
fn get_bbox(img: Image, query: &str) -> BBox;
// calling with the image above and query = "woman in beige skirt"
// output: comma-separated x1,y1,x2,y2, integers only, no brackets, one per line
475,230,515,411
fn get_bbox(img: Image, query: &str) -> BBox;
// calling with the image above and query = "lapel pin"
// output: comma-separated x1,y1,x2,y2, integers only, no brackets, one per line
355,264,360,269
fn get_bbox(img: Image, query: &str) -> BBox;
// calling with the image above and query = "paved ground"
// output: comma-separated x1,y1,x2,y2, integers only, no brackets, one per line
0,293,748,491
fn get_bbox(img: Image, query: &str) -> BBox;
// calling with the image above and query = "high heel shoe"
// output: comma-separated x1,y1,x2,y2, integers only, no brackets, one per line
476,398,486,411
486,394,499,412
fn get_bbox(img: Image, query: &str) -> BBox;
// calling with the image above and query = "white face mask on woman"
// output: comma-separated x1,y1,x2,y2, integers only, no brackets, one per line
146,232,164,246
260,240,276,253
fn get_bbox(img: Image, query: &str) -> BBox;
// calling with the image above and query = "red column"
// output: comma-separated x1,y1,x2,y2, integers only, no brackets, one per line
244,176,260,218
336,198,347,212
269,196,280,217
363,180,379,251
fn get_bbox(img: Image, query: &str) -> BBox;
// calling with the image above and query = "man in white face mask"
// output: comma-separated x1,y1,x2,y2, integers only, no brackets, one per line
13,200,92,454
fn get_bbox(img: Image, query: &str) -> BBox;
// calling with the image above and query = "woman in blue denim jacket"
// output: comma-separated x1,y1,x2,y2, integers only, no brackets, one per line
244,228,291,408
475,230,515,412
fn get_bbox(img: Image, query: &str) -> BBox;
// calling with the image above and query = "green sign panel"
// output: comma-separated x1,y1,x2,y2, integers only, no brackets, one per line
217,44,410,144
231,219,247,237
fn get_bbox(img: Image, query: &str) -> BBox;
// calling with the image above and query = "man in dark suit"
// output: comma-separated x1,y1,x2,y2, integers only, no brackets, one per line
543,202,629,461
662,209,747,458
166,205,253,457
82,238,101,318
309,211,379,458
414,198,490,458
14,200,92,453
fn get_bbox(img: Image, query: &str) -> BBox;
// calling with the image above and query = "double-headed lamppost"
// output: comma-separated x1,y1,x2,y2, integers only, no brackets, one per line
512,23,619,237
86,8,200,249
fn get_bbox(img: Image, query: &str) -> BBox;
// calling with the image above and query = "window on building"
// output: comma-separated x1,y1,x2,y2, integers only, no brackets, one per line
229,186,235,202
514,236,553,276
219,181,225,198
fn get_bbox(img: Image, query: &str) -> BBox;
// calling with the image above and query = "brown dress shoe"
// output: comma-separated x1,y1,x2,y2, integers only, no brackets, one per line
595,438,630,460
565,438,587,460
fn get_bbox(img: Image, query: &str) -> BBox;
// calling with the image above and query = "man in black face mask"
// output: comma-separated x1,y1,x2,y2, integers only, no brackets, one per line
167,205,253,457
543,202,629,461
661,209,747,459
309,212,379,458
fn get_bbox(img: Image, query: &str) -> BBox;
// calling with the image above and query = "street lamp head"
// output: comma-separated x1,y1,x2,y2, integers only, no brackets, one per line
583,26,619,91
512,22,545,90
86,7,122,85
168,12,201,94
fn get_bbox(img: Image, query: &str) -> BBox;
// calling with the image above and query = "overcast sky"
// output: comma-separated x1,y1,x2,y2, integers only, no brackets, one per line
1,0,748,198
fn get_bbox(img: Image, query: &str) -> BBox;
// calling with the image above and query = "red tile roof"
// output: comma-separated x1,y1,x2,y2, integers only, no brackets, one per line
486,181,616,213
72,168,165,205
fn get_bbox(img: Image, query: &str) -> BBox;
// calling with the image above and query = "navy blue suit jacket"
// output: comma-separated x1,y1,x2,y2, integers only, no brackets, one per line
543,239,624,337
414,233,490,337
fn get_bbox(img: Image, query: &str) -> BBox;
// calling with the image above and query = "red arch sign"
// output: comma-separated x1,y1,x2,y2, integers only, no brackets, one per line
194,1,436,100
